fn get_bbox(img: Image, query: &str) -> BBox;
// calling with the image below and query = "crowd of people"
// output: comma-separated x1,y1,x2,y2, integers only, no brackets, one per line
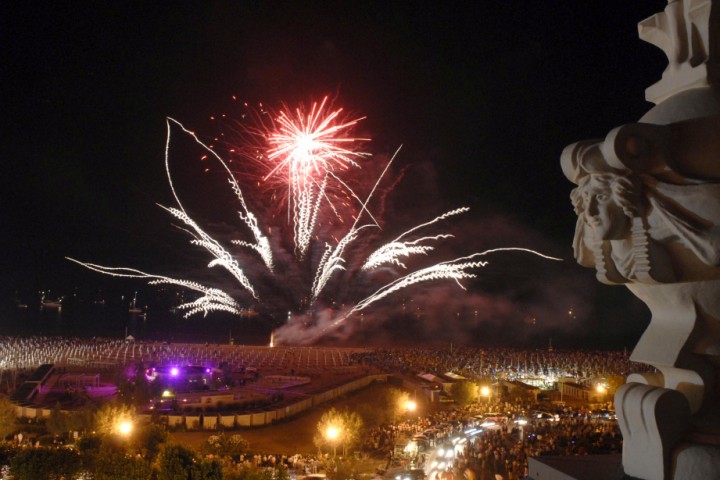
363,400,621,480
352,346,652,384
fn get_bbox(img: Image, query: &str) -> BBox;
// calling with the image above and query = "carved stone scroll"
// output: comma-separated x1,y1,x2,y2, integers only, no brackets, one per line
561,2,720,478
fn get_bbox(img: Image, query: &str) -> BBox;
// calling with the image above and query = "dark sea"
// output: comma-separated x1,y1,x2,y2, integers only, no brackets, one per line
0,300,271,345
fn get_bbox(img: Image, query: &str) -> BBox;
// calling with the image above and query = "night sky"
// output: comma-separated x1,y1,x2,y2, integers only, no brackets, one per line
1,1,668,347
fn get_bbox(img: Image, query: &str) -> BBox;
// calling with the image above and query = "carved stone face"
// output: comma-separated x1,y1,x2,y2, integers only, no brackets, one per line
581,175,631,240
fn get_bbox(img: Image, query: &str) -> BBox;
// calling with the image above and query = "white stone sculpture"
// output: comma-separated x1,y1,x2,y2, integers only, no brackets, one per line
561,1,720,479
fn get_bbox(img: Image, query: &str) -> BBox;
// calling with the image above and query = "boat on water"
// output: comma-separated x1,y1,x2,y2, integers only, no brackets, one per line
129,291,143,314
40,292,62,309
41,300,62,309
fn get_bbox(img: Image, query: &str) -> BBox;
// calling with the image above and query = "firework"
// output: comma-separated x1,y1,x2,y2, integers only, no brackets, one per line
68,98,561,343
354,248,561,316
361,207,469,271
262,96,369,257
167,118,274,274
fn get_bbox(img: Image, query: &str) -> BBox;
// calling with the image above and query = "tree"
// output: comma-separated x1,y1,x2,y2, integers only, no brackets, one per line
0,396,17,440
0,442,14,467
222,463,276,480
93,443,153,480
325,456,377,480
10,447,81,480
385,387,418,422
157,444,197,480
68,403,97,434
191,458,224,480
133,422,168,461
449,381,478,406
314,407,364,456
94,402,137,437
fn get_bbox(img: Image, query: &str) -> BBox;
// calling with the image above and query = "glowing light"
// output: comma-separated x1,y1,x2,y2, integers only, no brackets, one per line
480,386,491,397
404,441,418,454
325,425,340,441
117,420,133,436
264,96,369,257
170,367,179,376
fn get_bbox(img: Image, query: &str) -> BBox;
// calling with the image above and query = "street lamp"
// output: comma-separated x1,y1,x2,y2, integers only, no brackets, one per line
480,385,491,403
325,425,340,457
405,400,417,413
596,383,608,403
117,419,133,437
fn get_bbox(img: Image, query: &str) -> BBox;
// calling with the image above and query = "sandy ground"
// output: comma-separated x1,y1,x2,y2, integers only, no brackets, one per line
169,381,393,455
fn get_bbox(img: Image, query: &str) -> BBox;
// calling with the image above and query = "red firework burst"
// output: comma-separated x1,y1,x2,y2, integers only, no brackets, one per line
264,96,369,185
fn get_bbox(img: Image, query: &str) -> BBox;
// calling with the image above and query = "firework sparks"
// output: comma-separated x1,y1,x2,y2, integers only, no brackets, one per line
68,98,561,344
309,146,403,302
355,248,561,315
64,260,241,317
311,224,373,303
263,96,370,257
167,118,274,273
264,96,368,184
361,207,470,271
318,247,563,334
158,204,258,299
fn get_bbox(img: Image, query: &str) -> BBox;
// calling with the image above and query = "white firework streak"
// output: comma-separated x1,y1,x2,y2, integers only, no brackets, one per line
328,172,381,228
64,259,241,318
167,117,274,272
311,224,374,302
158,204,258,299
352,259,486,314
394,207,469,240
293,175,325,258
321,247,563,331
361,207,470,271
361,235,453,270
309,147,403,302
229,180,273,272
